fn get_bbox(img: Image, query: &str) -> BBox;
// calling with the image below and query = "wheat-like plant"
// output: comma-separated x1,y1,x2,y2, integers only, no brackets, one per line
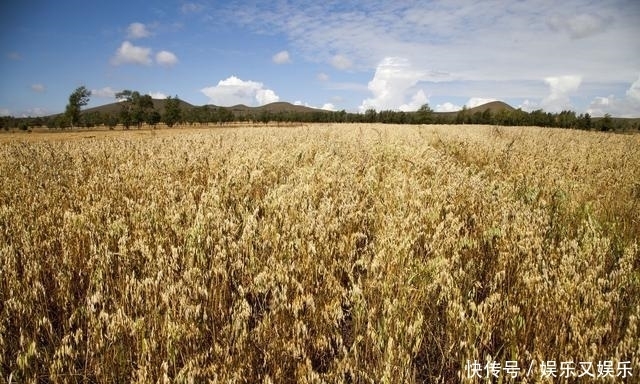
1,124,638,383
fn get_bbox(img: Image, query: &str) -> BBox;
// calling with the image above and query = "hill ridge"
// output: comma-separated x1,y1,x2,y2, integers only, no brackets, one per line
78,99,515,117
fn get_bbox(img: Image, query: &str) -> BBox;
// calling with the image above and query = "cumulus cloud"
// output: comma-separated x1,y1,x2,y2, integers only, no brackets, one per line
330,54,352,70
435,102,462,112
31,84,45,93
399,90,428,112
256,89,279,105
148,91,168,99
156,50,178,67
586,75,640,117
272,50,291,64
127,22,151,39
0,108,11,116
321,103,336,111
466,97,498,108
541,75,582,112
359,57,430,112
295,101,337,111
201,76,280,106
111,41,152,66
518,99,539,112
626,75,640,102
91,86,117,98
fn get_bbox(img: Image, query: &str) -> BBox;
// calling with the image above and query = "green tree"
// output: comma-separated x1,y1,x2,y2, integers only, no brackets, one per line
116,90,135,129
116,90,155,128
106,114,118,130
599,113,613,131
65,86,91,128
147,110,162,128
364,109,377,123
583,113,592,130
163,96,182,127
415,103,434,124
455,105,468,124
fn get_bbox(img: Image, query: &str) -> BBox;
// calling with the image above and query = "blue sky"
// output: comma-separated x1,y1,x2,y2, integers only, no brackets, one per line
1,0,639,117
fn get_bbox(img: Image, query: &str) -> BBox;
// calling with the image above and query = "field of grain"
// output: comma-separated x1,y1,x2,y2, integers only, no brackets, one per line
1,124,639,383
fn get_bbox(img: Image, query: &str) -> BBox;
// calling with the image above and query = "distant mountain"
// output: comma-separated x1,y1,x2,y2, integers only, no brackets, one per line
435,101,516,116
223,102,326,116
81,99,195,115
466,101,515,114
74,98,524,121
79,100,324,117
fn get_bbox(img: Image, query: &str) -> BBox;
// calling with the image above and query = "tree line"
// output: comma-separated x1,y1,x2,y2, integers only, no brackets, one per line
1,87,638,132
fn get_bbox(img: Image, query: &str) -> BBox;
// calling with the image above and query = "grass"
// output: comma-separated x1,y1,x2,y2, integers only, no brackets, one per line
1,124,638,383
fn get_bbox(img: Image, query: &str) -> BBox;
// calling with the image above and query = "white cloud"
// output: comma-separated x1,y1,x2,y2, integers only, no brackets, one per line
466,97,498,108
148,91,167,99
7,52,21,60
586,75,640,117
156,50,178,67
91,86,117,98
518,99,539,112
541,75,582,112
127,22,151,39
0,108,10,116
626,75,640,102
111,41,152,66
30,84,45,93
228,1,639,88
359,57,429,112
435,102,462,112
321,103,336,111
317,72,329,81
295,101,337,111
201,76,280,106
272,50,291,64
256,89,279,105
399,89,428,112
330,54,352,70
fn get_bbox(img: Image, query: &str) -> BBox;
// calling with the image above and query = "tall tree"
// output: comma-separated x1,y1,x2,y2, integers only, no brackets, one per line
415,103,434,124
163,96,182,127
115,90,156,128
65,86,91,128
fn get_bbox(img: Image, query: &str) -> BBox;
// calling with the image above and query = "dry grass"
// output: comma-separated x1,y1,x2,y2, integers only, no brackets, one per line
1,124,638,383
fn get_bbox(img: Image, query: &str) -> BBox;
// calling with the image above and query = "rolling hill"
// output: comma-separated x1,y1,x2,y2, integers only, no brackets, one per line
81,99,196,115
78,99,514,118
435,101,515,118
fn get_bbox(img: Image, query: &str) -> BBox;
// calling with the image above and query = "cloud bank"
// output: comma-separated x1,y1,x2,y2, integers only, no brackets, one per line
225,1,639,115
586,75,640,117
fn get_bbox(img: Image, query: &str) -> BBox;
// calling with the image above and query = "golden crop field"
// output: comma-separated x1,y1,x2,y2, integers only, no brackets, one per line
1,124,639,383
